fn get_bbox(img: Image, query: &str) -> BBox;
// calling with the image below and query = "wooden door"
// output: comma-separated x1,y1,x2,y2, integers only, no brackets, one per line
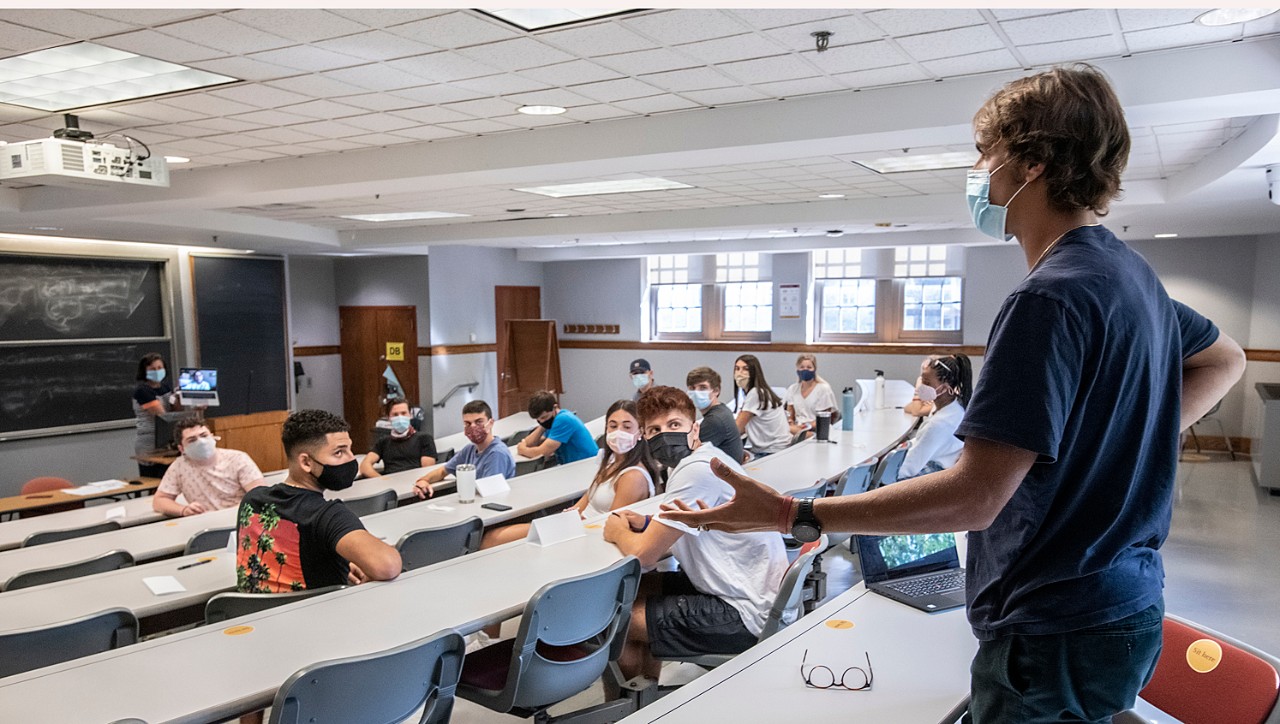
339,306,418,452
501,320,564,418
495,286,541,417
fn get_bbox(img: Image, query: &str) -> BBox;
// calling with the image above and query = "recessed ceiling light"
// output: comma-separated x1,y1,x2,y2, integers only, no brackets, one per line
1154,233,1179,238
1195,8,1279,26
518,104,567,115
479,8,638,31
0,42,236,112
164,156,190,164
853,151,980,174
546,213,570,217
514,177,695,198
338,211,470,222
818,193,845,199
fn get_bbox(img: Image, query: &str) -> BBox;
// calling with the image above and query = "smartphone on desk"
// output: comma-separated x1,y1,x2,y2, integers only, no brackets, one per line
481,502,512,512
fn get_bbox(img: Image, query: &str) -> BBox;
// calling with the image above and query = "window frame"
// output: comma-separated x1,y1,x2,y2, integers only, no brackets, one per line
887,276,964,344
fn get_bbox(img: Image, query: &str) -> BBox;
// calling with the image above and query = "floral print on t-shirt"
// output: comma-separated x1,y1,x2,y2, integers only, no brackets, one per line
237,502,304,593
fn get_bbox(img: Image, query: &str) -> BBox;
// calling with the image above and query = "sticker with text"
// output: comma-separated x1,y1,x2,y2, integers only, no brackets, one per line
223,625,254,636
825,620,855,630
1186,638,1223,674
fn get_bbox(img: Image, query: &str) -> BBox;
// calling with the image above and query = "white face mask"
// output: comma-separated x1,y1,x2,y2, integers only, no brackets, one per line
184,436,217,462
915,382,939,403
606,429,637,454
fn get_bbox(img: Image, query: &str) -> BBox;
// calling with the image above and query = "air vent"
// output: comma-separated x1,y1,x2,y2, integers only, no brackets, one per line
59,144,84,172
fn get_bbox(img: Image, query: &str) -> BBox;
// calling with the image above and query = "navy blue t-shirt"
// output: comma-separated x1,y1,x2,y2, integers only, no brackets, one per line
955,225,1218,640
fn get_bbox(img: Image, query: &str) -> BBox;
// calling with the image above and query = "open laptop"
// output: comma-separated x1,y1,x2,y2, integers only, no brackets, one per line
855,532,966,612
177,367,220,407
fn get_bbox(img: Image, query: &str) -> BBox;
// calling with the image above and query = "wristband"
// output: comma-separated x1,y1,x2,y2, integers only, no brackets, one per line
778,495,795,534
631,515,651,533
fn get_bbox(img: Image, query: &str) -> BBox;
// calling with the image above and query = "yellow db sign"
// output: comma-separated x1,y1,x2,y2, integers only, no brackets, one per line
386,342,404,361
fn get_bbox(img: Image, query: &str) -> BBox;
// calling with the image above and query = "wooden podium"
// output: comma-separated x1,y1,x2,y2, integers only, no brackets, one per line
207,410,289,473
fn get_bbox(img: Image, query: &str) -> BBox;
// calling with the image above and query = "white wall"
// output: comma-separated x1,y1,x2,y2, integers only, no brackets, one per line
1244,233,1280,443
287,256,342,415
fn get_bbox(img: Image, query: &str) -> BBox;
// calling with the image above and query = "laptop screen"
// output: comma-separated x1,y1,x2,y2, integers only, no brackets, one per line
177,368,218,392
856,533,958,585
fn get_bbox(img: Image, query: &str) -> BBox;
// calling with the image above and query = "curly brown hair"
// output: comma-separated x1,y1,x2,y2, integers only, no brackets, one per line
636,386,696,428
973,64,1129,215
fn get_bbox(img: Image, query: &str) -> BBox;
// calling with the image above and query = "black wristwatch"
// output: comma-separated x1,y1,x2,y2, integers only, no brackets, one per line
791,498,822,543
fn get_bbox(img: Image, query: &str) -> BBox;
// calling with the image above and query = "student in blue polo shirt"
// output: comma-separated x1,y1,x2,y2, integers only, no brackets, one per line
517,390,598,465
413,400,515,498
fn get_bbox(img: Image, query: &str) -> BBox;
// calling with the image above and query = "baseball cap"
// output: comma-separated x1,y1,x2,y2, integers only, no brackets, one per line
630,358,651,375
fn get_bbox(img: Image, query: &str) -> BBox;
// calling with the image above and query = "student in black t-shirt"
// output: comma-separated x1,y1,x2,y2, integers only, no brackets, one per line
685,366,745,464
359,398,437,478
236,409,401,594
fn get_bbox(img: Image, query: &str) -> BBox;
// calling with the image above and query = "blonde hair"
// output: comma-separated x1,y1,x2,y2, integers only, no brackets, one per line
795,353,828,386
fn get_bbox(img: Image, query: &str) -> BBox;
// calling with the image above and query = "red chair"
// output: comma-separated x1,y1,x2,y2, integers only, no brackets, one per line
1115,614,1280,724
18,477,83,518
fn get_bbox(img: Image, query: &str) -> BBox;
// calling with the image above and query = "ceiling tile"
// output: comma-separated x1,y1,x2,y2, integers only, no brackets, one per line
438,97,520,119
1116,9,1203,32
1242,14,1280,37
568,77,665,103
333,113,419,133
390,105,476,125
328,9,451,28
321,64,424,92
758,15,883,51
390,11,520,48
248,45,367,73
96,29,223,63
161,93,258,117
184,116,268,133
640,66,735,92
622,9,750,45
596,48,702,75
118,100,208,123
343,131,419,146
832,64,932,89
612,94,702,114
989,9,1061,21
437,118,518,134
83,9,209,25
241,126,325,145
896,25,1006,62
802,40,910,73
0,10,135,39
494,112,575,129
286,119,368,138
718,54,820,84
1000,10,1113,45
160,137,240,155
218,147,288,162
313,30,434,61
160,16,294,55
222,9,368,44
1019,36,1124,66
1123,23,1240,52
386,52,501,83
188,56,299,82
387,125,466,142
450,72,550,96
280,99,366,120
0,21,70,53
388,84,487,105
503,88,596,108
751,75,847,97
561,104,634,122
540,22,660,57
921,49,1021,77
333,92,422,111
227,109,317,126
730,9,853,30
675,33,790,64
457,38,578,72
863,9,988,36
208,83,312,109
519,60,623,86
304,138,370,152
266,74,367,98
679,86,770,105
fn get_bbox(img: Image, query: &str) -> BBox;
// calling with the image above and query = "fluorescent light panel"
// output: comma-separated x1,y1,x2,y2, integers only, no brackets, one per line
853,151,981,174
480,8,635,31
1196,8,1278,26
338,211,470,222
515,177,694,198
0,42,237,112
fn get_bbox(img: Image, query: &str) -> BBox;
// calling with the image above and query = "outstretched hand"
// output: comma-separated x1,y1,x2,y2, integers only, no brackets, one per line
658,457,790,534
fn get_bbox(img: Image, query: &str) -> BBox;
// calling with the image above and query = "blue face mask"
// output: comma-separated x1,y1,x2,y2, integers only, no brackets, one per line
145,368,165,383
389,415,412,434
966,164,1028,242
631,373,649,389
797,369,816,382
688,389,712,411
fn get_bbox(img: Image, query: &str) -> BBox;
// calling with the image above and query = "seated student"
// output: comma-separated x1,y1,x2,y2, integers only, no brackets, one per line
517,390,598,465
153,417,266,517
899,354,973,480
359,398,437,478
784,353,839,436
686,366,745,464
236,409,402,594
630,358,655,400
480,399,658,549
731,355,791,457
603,386,788,681
413,400,515,498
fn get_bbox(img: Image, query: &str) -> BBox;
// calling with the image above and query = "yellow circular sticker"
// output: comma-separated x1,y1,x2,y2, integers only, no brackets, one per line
1186,638,1223,674
164,522,178,527
223,625,254,636
584,524,602,530
825,620,855,630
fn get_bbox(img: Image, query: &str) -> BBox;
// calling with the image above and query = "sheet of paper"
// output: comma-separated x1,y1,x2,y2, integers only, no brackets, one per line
426,504,456,513
475,474,511,498
103,506,127,520
526,510,586,547
62,479,128,496
143,576,187,595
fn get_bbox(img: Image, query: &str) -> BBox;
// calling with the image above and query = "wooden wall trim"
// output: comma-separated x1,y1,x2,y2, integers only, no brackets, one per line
293,345,340,357
1246,349,1280,363
559,340,987,356
429,343,497,356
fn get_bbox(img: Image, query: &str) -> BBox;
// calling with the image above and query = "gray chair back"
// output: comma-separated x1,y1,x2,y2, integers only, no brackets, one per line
436,448,456,464
204,585,346,625
870,445,909,488
397,516,483,572
343,488,397,517
185,526,236,556
269,629,465,724
22,520,122,547
503,428,533,447
761,535,828,640
460,557,641,713
3,549,134,592
0,607,137,678
833,460,877,497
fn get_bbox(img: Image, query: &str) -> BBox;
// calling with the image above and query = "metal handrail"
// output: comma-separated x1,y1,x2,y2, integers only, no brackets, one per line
432,381,479,408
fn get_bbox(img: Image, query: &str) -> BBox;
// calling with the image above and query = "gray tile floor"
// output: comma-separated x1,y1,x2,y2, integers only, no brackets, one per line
450,455,1280,722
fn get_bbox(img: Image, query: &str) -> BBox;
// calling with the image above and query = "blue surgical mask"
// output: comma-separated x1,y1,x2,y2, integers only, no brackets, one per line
146,368,165,383
688,389,712,411
389,415,412,434
632,373,649,389
797,369,816,382
966,164,1028,242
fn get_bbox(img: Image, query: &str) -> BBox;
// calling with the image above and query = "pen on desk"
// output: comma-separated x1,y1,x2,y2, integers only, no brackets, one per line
26,494,54,499
177,558,215,570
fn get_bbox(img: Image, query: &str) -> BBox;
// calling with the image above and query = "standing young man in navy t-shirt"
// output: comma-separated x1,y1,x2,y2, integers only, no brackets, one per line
662,65,1246,722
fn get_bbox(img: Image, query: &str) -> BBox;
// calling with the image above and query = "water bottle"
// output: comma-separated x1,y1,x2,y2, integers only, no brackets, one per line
874,370,886,410
841,387,856,431
456,463,476,504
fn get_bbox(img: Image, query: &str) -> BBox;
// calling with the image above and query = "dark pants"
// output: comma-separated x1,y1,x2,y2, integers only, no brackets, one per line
963,601,1164,724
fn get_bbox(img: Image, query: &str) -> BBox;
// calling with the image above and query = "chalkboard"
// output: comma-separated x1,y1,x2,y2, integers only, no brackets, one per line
0,253,172,437
192,256,288,416
0,255,166,341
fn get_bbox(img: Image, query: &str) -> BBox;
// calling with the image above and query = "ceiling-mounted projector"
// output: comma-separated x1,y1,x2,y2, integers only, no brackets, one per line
0,113,169,189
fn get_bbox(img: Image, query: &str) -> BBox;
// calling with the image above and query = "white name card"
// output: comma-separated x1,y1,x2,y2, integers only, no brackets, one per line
143,576,187,595
104,506,127,520
475,474,511,498
526,510,586,547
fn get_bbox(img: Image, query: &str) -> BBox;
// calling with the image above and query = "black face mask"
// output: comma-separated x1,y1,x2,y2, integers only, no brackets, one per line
648,431,693,470
539,412,556,430
312,457,358,491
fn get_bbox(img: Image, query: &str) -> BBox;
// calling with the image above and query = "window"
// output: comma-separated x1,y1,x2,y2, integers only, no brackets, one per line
814,246,962,343
647,253,772,341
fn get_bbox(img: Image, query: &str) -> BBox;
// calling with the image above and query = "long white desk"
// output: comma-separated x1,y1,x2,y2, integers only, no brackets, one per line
0,401,917,722
619,583,977,723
